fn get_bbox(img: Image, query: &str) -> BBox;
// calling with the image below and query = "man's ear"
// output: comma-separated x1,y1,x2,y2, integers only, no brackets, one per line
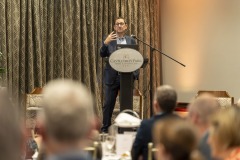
124,24,128,32
85,117,100,141
153,100,160,114
190,112,199,124
113,25,117,32
37,121,47,142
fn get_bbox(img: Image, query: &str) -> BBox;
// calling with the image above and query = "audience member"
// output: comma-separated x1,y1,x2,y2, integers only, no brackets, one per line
153,118,203,160
0,89,23,160
208,107,240,160
131,85,178,160
38,79,96,160
187,94,220,160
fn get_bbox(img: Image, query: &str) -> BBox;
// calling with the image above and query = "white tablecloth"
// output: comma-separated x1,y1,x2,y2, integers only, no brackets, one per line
102,155,131,160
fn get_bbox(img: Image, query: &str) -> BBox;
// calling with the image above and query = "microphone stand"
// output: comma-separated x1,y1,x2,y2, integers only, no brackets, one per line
131,35,186,116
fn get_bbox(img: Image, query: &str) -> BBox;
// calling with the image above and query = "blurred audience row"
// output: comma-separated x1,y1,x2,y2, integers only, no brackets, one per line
0,80,240,160
132,85,240,160
0,80,98,160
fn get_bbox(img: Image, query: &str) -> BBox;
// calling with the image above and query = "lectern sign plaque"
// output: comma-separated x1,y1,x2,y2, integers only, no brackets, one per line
109,48,143,72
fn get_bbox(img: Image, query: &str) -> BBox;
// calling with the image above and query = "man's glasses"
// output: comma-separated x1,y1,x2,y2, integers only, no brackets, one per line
115,22,125,26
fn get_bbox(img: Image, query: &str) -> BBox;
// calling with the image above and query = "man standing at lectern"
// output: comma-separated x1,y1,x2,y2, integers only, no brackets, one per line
100,17,137,133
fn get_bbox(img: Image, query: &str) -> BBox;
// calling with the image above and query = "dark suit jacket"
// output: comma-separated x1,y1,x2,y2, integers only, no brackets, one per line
100,36,137,85
131,113,178,160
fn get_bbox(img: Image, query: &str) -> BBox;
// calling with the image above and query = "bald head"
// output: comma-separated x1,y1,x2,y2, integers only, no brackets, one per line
188,94,220,125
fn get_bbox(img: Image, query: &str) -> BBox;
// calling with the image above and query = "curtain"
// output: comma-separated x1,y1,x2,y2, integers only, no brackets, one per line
0,0,161,118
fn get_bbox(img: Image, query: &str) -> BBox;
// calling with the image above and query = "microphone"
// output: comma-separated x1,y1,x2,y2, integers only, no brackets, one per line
131,34,136,38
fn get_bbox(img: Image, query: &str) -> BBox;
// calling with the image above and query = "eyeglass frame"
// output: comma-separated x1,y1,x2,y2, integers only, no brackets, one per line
114,22,126,26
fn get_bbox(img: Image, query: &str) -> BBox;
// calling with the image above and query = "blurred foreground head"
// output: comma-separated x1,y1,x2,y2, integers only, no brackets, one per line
0,89,22,160
154,118,203,160
188,93,220,129
208,107,240,159
41,79,95,148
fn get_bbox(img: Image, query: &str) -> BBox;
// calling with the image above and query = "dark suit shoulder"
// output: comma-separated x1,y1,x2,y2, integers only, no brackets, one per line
125,35,132,39
140,118,154,128
125,35,136,44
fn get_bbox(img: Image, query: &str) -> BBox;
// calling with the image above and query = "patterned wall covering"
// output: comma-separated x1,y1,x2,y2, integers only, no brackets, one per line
0,0,161,118
24,92,143,128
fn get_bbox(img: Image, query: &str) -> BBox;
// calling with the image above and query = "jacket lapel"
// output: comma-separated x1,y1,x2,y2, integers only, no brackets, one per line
126,36,131,44
109,40,117,54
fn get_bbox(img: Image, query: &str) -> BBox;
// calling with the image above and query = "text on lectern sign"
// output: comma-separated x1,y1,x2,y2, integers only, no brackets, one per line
109,48,144,72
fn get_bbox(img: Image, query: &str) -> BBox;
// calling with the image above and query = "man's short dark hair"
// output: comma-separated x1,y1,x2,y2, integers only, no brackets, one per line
155,85,177,113
114,17,127,24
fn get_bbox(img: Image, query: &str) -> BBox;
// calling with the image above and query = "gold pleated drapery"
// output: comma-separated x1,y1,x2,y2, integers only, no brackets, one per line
0,0,161,118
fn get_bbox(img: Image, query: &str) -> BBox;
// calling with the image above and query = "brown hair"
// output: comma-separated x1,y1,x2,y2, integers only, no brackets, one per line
114,17,127,24
153,118,203,160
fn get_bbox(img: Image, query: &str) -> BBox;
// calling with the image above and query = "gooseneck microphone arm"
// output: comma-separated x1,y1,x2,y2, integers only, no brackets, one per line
131,35,186,67
131,34,185,116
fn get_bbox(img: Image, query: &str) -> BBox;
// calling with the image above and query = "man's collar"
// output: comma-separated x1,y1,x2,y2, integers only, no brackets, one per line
117,36,126,39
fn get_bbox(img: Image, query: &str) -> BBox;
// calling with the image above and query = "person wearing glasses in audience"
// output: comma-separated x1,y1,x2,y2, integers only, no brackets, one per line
100,17,138,133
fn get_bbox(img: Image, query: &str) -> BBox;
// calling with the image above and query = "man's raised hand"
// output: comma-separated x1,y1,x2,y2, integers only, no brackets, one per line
104,31,117,45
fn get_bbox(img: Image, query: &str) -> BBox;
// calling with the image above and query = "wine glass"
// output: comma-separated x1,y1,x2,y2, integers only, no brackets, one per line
105,135,115,155
108,124,118,136
99,133,108,142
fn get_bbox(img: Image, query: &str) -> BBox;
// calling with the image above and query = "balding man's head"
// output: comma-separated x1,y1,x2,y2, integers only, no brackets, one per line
188,94,220,125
